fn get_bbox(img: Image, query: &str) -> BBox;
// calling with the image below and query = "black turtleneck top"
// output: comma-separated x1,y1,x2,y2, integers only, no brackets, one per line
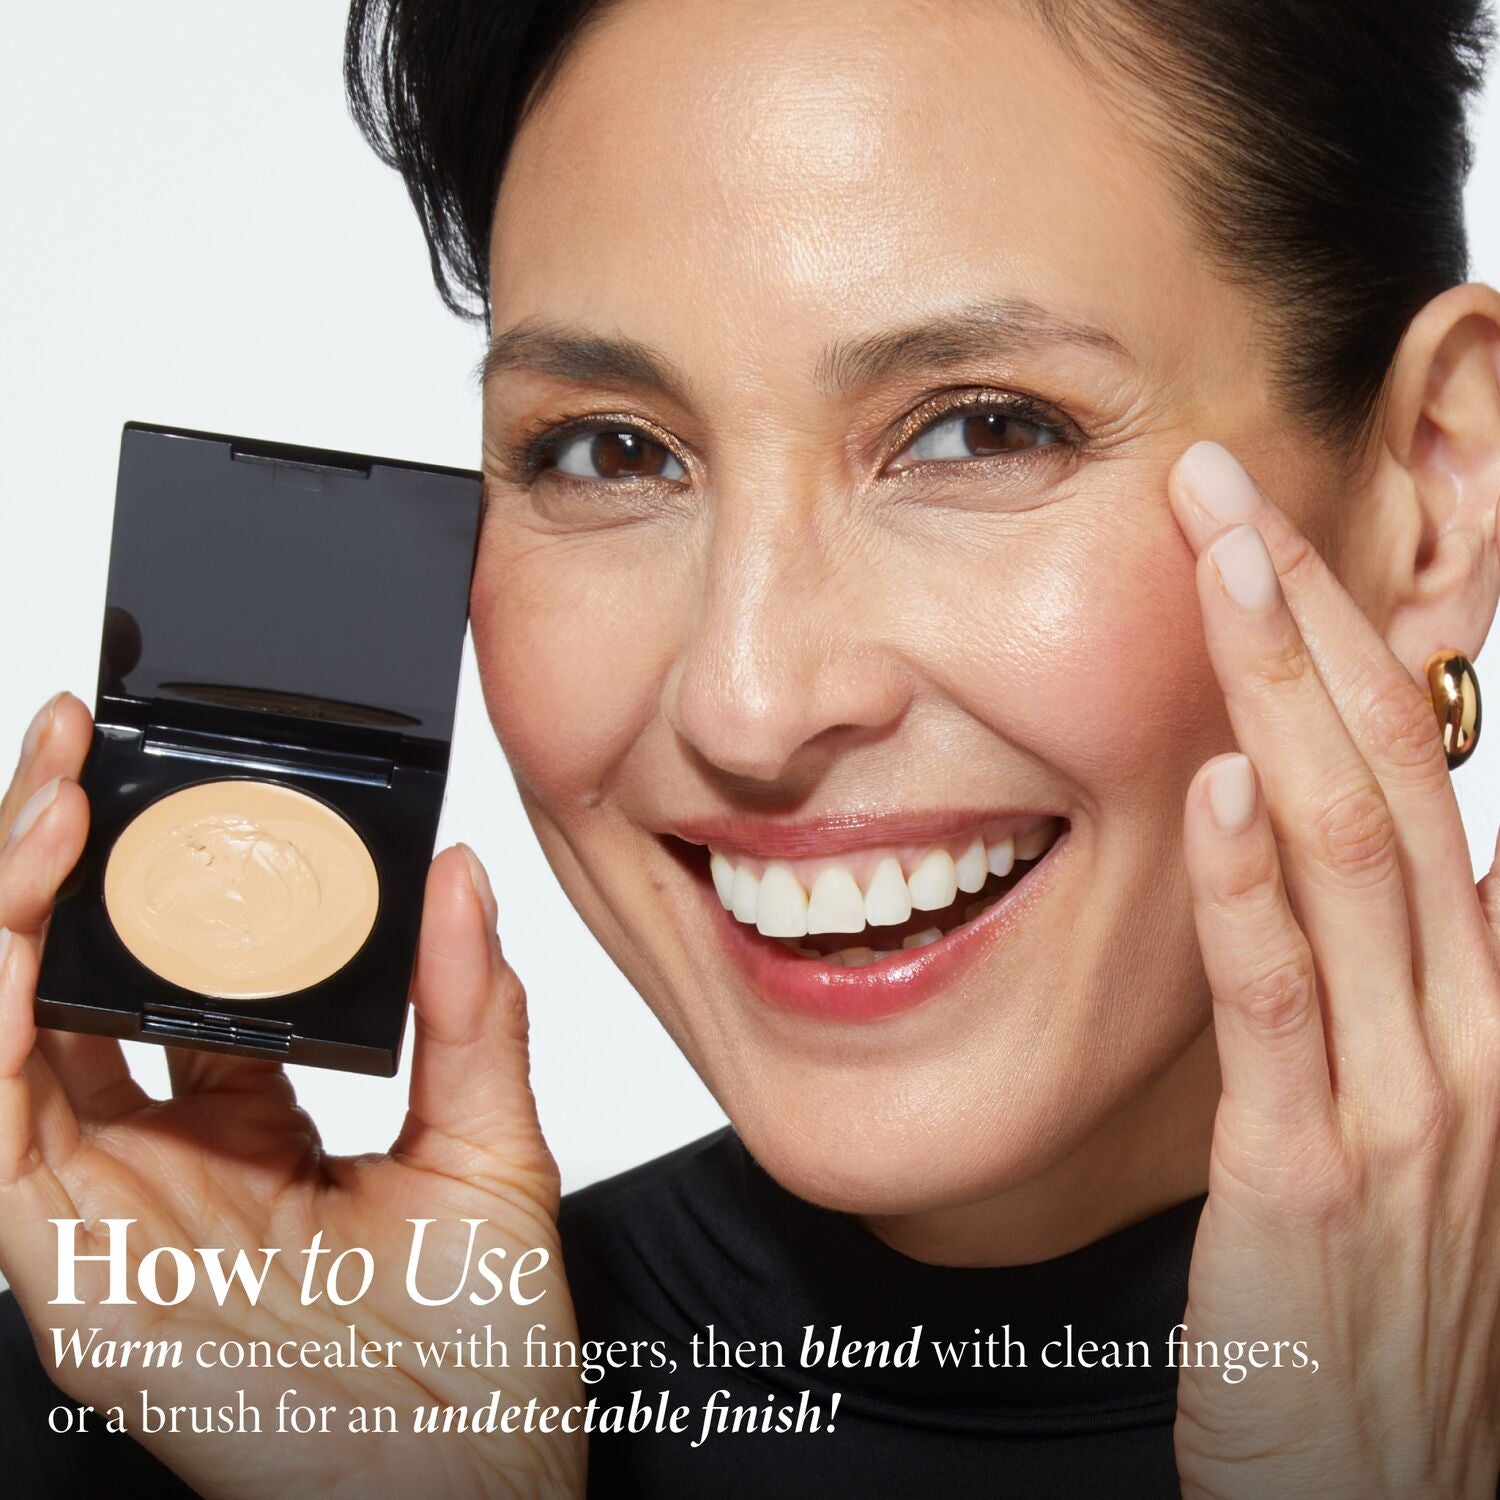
0,1127,1205,1498
561,1127,1196,1498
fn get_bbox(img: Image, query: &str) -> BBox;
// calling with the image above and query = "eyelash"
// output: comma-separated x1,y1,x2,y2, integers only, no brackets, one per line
503,389,1078,486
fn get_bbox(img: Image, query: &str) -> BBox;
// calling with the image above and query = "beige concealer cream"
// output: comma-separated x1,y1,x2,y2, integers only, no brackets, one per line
103,780,379,1001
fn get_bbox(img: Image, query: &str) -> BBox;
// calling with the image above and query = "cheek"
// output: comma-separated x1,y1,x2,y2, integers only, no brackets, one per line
1062,533,1218,778
469,526,686,805
928,503,1221,795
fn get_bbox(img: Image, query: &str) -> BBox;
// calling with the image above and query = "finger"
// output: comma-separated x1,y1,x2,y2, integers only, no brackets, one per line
0,930,94,1312
1181,510,1429,1106
1478,823,1500,948
0,692,91,842
394,845,555,1205
0,773,146,1122
0,927,82,1187
1170,441,1490,965
1184,755,1340,1155
35,1030,149,1123
166,1045,292,1104
0,777,89,936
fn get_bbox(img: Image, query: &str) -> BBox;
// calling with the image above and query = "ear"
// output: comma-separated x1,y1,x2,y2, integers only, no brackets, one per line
1349,282,1500,684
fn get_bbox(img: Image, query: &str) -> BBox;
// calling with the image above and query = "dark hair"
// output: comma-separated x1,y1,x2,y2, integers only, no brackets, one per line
344,0,1493,446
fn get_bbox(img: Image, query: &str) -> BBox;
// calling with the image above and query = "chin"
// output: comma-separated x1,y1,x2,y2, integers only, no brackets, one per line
714,989,1211,1227
727,1097,1062,1219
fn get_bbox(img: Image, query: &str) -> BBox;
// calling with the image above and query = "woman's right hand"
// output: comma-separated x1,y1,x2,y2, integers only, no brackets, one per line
0,693,585,1500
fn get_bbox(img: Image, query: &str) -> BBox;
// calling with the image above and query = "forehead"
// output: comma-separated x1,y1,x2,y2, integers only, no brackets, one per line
491,0,1236,392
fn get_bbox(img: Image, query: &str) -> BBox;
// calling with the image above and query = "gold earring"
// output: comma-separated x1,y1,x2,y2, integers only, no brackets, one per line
1425,650,1482,770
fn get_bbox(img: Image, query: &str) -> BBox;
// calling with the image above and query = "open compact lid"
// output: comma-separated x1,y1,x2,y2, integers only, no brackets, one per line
98,422,483,747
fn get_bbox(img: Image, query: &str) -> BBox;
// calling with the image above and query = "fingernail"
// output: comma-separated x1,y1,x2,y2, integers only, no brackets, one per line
1208,754,1256,833
0,928,12,973
458,843,498,931
1209,524,1280,612
6,776,61,849
1178,442,1262,524
19,693,62,765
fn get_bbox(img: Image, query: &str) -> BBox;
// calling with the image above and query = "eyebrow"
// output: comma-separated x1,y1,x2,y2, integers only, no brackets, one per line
478,296,1128,402
478,318,696,406
816,296,1129,394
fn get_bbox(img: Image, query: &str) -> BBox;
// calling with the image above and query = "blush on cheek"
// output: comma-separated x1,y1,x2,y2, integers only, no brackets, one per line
1058,546,1221,779
943,516,1222,788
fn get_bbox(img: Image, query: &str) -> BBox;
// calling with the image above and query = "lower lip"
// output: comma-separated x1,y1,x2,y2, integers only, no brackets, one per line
694,834,1066,1023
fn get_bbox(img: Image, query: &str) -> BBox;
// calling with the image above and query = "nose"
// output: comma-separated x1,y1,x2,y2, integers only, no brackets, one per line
661,503,914,786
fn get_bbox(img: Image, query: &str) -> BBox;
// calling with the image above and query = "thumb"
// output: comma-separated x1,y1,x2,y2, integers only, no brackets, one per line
393,844,556,1208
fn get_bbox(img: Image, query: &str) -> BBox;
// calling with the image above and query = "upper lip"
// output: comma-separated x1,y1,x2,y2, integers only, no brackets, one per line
660,808,1059,859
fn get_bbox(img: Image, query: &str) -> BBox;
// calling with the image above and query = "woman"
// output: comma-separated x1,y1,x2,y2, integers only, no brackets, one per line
2,0,1500,1494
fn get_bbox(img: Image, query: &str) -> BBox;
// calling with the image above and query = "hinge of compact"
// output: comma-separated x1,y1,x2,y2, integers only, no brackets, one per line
140,1004,294,1056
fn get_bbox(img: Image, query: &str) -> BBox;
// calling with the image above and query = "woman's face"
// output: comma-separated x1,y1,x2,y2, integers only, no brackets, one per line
474,0,1347,1224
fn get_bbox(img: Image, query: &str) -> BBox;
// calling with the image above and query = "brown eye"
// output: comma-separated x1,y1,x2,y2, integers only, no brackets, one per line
895,405,1063,467
553,428,687,481
961,414,1044,454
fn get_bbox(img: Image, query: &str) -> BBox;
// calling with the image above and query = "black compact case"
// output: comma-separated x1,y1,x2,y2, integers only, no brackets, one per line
36,422,483,1075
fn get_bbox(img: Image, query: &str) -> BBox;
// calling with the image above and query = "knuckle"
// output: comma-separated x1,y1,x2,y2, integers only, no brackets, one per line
1364,1070,1455,1163
1249,625,1311,691
1226,946,1318,1038
1267,521,1319,586
1292,1147,1361,1230
490,957,533,1030
1360,663,1447,780
1205,838,1283,910
1306,779,1397,886
493,962,528,1012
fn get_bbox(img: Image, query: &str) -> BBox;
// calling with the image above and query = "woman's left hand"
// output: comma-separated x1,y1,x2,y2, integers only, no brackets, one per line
1165,441,1500,1500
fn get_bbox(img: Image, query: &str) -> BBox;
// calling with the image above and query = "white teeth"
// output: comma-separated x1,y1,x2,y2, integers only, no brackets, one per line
807,865,867,934
908,848,958,911
1015,823,1054,861
710,852,736,909
902,928,944,949
955,838,987,893
863,856,912,928
709,820,1059,939
836,947,879,967
730,865,760,924
756,862,808,938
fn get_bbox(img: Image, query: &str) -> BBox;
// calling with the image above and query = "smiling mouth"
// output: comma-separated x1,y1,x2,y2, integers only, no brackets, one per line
672,815,1066,967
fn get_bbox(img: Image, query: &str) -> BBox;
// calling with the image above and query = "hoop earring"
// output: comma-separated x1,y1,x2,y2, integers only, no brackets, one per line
1425,650,1482,770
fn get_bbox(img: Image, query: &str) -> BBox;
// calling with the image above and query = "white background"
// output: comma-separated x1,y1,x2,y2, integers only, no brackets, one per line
1,4,1497,1239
